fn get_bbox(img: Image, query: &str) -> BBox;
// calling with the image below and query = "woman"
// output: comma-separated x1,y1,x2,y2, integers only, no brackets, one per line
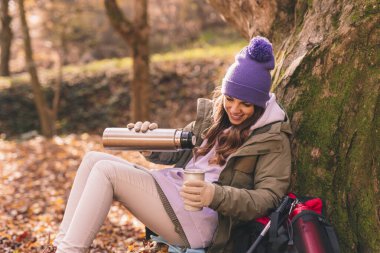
50,36,292,253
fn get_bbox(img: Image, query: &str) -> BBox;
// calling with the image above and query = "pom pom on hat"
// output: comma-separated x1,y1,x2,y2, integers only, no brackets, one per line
247,36,273,63
221,36,275,108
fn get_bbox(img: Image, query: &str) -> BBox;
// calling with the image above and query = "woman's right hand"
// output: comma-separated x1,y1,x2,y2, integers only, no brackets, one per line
127,121,158,133
126,121,158,157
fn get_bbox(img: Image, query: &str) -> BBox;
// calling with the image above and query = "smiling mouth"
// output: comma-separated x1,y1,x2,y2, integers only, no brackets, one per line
230,114,243,121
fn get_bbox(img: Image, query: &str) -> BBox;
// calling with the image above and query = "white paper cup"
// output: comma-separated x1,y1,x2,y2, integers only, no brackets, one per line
183,169,205,211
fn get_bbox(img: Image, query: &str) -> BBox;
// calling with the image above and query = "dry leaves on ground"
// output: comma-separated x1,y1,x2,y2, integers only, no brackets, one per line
0,134,169,252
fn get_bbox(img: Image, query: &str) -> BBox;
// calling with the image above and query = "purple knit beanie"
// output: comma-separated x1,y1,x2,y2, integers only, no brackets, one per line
221,36,275,108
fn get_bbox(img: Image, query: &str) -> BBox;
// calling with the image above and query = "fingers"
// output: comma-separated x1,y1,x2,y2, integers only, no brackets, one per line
127,121,158,132
180,181,215,208
140,121,152,132
180,190,203,209
180,181,204,206
181,182,205,208
180,190,201,200
183,199,203,208
148,122,158,130
181,184,202,195
134,121,143,132
183,180,205,187
141,121,158,132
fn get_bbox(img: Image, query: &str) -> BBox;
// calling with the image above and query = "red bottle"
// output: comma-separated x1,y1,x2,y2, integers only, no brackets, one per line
290,200,335,253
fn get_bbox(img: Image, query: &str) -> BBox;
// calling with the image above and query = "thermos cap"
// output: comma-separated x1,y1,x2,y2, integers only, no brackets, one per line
180,131,196,149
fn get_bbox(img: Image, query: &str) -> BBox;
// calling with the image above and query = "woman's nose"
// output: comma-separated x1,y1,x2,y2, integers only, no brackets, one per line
230,102,240,113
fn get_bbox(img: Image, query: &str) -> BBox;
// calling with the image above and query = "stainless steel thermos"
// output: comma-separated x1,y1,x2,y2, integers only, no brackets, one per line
102,128,196,151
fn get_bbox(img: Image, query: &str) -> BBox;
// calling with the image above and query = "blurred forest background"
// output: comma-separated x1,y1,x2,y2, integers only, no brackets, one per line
0,0,244,137
0,0,379,253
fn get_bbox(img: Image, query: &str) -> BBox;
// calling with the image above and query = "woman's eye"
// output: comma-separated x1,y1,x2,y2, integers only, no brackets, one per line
226,96,233,101
243,103,252,107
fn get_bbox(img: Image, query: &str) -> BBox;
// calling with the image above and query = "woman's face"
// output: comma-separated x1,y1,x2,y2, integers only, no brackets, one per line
223,95,254,125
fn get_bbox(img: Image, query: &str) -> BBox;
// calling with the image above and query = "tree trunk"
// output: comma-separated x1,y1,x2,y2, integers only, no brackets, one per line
18,0,54,137
208,0,379,252
50,47,63,132
131,0,150,121
208,0,295,45
0,0,12,76
104,0,150,122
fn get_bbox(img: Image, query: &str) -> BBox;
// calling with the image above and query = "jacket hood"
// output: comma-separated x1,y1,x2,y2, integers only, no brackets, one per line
250,93,285,131
196,95,289,141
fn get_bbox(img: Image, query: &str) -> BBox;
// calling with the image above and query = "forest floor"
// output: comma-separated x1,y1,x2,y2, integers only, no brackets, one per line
0,134,170,252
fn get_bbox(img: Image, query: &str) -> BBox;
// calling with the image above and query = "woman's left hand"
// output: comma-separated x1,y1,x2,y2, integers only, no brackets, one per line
180,180,215,208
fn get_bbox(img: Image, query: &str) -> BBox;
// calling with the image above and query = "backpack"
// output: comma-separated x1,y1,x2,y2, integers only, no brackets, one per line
233,194,340,253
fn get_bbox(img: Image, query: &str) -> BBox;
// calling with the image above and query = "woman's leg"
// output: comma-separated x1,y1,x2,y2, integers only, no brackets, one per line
54,151,134,245
56,159,184,253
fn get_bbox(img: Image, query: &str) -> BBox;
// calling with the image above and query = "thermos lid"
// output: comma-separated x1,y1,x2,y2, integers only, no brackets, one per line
180,131,196,149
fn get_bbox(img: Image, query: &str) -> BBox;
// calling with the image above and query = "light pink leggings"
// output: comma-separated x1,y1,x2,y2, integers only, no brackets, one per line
54,151,184,253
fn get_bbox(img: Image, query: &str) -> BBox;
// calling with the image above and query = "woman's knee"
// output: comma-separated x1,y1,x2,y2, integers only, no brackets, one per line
82,151,105,164
83,151,133,167
91,160,123,183
91,160,152,193
75,151,108,176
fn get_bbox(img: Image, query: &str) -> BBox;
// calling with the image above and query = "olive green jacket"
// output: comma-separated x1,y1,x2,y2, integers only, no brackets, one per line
148,98,292,252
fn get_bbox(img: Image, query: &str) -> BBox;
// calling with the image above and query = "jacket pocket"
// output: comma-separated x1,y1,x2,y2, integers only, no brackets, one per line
230,156,258,189
232,171,255,189
232,156,258,174
230,141,283,189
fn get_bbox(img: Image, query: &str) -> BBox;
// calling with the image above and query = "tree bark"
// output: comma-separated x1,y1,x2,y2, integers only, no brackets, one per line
18,0,54,137
208,0,295,45
208,0,379,252
0,0,12,76
50,47,63,129
104,0,150,122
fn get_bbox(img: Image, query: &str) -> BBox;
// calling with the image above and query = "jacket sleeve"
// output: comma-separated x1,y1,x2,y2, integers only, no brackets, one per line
208,133,291,221
145,121,195,165
146,98,213,165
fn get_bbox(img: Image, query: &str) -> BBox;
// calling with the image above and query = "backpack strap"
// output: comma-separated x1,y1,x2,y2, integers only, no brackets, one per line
325,225,340,253
268,211,280,242
319,216,340,253
268,196,293,242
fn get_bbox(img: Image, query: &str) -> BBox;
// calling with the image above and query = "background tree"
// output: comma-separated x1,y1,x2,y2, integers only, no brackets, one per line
208,0,379,252
36,1,96,128
37,1,115,66
38,1,88,66
104,0,150,121
0,0,12,76
18,0,56,137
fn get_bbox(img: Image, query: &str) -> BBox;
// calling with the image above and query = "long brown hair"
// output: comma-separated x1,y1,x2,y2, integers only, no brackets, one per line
193,89,265,165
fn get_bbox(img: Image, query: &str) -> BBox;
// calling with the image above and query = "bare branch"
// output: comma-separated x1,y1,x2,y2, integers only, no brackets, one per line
104,0,134,44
